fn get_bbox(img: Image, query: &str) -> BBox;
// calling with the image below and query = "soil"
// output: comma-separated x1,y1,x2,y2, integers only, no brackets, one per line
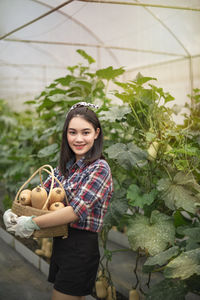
0,209,128,300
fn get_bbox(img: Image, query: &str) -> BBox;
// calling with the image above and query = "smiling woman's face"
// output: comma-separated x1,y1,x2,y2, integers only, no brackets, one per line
67,116,100,161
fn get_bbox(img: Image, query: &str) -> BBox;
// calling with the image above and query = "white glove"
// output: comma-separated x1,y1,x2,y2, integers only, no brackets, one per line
3,209,18,230
9,216,40,238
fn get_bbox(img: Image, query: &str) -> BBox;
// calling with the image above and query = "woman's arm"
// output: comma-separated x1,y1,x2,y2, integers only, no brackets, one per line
33,206,79,229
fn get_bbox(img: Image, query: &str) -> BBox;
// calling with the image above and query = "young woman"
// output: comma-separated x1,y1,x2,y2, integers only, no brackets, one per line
3,102,113,300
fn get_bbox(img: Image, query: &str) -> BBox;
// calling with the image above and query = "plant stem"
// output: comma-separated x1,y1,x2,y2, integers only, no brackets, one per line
146,272,151,288
163,165,172,181
105,80,110,95
129,102,145,130
152,265,166,272
133,250,140,289
110,248,132,254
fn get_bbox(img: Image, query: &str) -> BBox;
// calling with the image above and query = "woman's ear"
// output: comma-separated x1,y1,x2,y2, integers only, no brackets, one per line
94,128,100,139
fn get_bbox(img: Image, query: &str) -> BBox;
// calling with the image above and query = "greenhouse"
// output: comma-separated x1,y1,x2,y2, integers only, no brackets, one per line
0,1,200,299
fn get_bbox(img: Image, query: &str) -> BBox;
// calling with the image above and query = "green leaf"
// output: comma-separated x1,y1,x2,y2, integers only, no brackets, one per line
37,143,58,158
41,126,58,137
103,188,128,228
146,278,187,300
48,88,67,96
157,172,200,214
177,226,200,242
133,72,157,85
173,210,190,227
54,75,75,86
145,131,157,143
149,84,175,103
24,100,37,105
114,81,129,90
104,249,112,261
46,83,57,89
175,172,200,193
105,142,147,169
67,65,79,74
114,92,133,104
164,248,200,279
99,105,131,122
48,94,72,103
96,66,125,81
143,246,179,273
36,98,54,112
172,145,200,158
174,159,189,171
127,184,157,208
177,225,200,250
126,210,175,256
19,129,35,140
70,80,92,92
3,194,13,210
164,92,175,103
185,275,200,294
76,49,95,64
0,115,17,127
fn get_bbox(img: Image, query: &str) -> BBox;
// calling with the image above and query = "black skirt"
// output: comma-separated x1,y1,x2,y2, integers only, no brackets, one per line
48,226,100,296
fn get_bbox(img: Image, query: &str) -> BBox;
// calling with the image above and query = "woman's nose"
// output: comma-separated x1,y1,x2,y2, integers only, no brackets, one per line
75,134,83,142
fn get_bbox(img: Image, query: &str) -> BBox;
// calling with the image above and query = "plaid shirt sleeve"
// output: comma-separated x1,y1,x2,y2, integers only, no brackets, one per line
69,162,113,224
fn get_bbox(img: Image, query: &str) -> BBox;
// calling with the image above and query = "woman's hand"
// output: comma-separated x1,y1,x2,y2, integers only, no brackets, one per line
9,216,40,238
3,209,18,231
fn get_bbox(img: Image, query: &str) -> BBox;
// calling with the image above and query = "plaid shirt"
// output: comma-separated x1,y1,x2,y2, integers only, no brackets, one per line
44,158,113,232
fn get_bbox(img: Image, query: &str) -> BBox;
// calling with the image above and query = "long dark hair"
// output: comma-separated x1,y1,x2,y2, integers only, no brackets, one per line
59,106,104,177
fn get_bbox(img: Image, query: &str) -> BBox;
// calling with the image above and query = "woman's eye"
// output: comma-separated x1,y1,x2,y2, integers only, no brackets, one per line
68,131,90,135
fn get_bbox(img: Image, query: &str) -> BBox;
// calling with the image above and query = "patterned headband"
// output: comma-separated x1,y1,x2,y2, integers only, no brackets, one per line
68,102,99,113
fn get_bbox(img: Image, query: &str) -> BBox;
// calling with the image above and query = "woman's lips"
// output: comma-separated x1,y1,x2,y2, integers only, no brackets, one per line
74,144,85,149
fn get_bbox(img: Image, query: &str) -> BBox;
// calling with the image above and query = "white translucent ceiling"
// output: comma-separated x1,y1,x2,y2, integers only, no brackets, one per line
0,0,200,111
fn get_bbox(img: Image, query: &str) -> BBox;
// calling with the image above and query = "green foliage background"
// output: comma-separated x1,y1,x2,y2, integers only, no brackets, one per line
0,50,200,298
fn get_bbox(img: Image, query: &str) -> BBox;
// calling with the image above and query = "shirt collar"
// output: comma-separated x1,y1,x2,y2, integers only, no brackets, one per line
66,156,87,171
76,157,87,168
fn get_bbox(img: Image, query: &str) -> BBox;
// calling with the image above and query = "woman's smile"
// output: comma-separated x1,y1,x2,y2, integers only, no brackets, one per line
74,144,86,150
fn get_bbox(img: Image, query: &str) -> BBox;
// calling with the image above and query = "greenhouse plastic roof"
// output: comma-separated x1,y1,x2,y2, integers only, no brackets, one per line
0,0,200,112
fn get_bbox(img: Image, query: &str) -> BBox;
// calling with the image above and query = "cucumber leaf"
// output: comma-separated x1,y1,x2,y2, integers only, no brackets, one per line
37,143,58,158
54,75,75,86
143,246,179,273
157,172,200,214
185,275,200,294
48,94,80,103
76,49,95,64
164,248,200,280
103,188,128,228
177,225,200,250
96,66,125,80
105,142,147,169
133,73,157,85
127,184,157,208
99,105,131,122
126,210,175,256
0,115,18,126
146,278,187,300
177,226,200,241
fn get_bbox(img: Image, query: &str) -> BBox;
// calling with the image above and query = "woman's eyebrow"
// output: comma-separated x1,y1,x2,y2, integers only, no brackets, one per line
68,128,91,131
